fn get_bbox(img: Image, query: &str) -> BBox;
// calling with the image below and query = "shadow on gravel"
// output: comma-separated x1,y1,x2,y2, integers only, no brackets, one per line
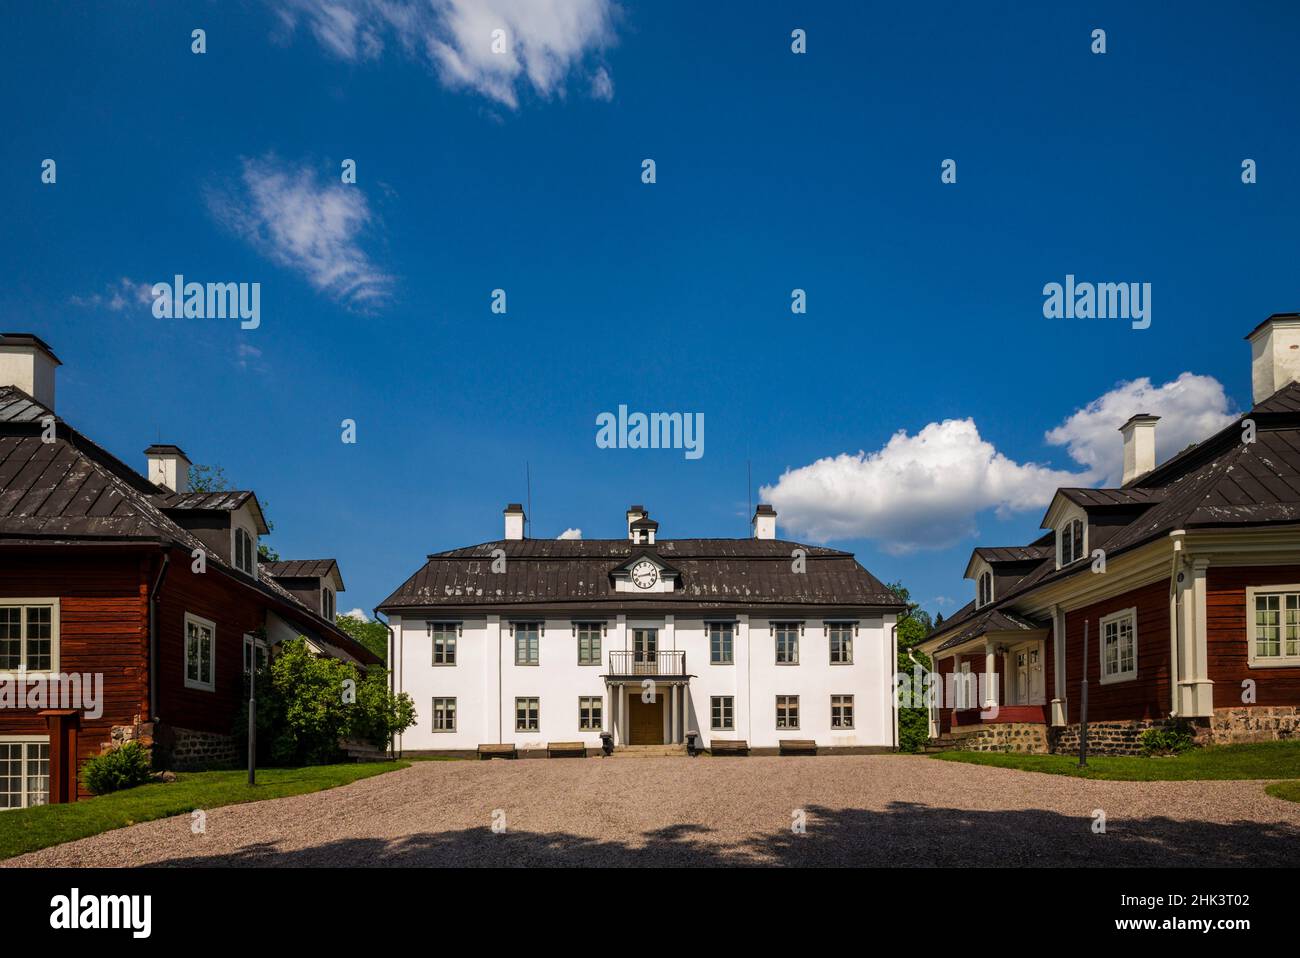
148,801,1300,867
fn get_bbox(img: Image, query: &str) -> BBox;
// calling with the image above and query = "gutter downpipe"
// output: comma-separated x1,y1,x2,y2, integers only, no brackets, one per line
148,549,171,723
891,623,899,750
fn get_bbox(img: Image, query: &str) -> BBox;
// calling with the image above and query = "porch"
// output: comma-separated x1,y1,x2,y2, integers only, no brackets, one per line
602,651,693,747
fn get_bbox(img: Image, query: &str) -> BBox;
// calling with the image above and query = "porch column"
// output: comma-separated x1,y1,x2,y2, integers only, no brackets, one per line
681,683,690,740
1050,605,1067,726
1177,558,1215,717
983,641,998,708
619,684,630,744
670,684,679,743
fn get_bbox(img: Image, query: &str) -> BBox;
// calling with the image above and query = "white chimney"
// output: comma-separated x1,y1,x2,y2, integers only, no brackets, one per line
503,503,526,540
1247,313,1300,405
0,333,60,410
145,444,191,494
752,504,777,540
1119,414,1159,485
625,504,646,540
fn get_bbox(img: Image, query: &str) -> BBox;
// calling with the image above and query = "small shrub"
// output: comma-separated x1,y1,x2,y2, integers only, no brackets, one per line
83,741,154,795
1141,726,1195,756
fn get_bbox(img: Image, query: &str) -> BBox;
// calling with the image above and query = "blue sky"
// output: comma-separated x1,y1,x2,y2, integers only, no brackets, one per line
4,1,1299,618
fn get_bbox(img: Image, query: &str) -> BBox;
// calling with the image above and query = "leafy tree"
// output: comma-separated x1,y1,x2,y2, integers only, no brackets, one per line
336,613,389,663
888,581,935,753
239,638,415,765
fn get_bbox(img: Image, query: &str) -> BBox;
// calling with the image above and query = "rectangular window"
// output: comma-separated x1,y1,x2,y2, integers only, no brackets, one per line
776,695,799,729
578,696,603,731
322,588,335,620
576,623,602,666
432,697,456,732
710,695,734,730
184,612,216,691
831,694,855,729
514,623,540,666
0,739,50,810
774,623,800,665
242,633,267,674
1249,588,1300,666
431,622,458,665
709,622,734,664
828,622,854,664
515,696,539,732
1100,608,1137,683
0,601,58,672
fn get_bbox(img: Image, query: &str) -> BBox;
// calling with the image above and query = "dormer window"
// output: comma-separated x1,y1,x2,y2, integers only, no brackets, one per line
977,571,993,608
1060,518,1084,566
322,586,335,620
234,527,255,575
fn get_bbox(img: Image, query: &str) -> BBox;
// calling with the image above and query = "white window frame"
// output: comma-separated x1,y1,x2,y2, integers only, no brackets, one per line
242,632,268,675
977,571,993,608
1098,607,1137,685
1058,517,1085,568
431,697,456,732
0,598,60,675
1246,585,1300,668
184,612,217,692
321,586,335,620
233,527,255,575
0,736,50,811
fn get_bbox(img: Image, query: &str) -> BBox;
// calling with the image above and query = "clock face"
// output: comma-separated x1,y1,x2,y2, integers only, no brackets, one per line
630,560,659,589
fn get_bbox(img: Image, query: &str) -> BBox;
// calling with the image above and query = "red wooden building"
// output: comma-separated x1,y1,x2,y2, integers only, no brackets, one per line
919,314,1300,753
0,333,378,807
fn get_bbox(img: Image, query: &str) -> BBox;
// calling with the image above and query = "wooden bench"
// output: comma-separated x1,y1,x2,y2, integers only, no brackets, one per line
709,739,749,756
779,739,817,755
477,743,518,760
547,741,587,758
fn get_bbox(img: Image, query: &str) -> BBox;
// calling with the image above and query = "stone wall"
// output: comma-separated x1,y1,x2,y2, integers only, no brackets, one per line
950,723,1049,754
1049,719,1169,756
1206,706,1300,745
168,726,239,771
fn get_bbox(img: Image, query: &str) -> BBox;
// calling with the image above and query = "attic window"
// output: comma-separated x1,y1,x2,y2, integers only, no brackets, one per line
234,528,255,575
1059,518,1084,566
322,587,335,620
977,571,993,608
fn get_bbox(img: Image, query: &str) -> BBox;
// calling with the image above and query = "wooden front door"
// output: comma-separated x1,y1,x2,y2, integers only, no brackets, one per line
627,693,664,744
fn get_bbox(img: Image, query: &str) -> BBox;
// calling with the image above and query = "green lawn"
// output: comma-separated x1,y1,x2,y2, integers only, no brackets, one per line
0,761,409,861
1266,780,1300,803
933,741,1300,781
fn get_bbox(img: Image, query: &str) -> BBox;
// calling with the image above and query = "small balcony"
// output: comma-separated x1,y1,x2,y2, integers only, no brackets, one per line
607,650,686,676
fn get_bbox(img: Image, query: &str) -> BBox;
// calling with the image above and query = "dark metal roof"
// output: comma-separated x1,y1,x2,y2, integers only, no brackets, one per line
0,333,61,363
932,607,1048,654
1054,487,1168,509
379,538,902,611
0,386,55,424
972,545,1054,563
263,558,343,588
144,443,189,457
155,489,255,511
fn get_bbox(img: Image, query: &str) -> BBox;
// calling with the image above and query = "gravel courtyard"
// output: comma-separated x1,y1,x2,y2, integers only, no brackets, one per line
7,755,1300,867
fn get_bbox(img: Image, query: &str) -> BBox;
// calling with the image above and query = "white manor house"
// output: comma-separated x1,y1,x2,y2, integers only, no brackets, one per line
377,505,905,755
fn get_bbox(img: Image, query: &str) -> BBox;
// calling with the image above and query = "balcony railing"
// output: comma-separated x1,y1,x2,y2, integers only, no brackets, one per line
607,650,686,676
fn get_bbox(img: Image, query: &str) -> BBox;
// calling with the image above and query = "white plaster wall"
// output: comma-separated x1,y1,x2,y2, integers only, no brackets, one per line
393,610,897,751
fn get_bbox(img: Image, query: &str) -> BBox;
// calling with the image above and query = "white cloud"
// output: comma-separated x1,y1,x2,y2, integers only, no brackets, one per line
762,419,1086,554
557,527,582,539
1044,373,1235,485
236,342,266,371
71,277,153,312
341,607,370,621
762,372,1235,554
207,155,392,308
273,0,617,109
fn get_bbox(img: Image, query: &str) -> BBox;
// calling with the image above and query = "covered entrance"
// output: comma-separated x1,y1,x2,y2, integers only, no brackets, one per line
626,694,664,744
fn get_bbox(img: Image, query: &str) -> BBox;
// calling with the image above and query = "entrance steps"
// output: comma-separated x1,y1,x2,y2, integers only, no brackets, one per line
610,744,688,758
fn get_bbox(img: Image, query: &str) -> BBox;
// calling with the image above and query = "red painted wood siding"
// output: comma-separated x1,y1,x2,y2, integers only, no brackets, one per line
1061,580,1171,722
1207,565,1300,708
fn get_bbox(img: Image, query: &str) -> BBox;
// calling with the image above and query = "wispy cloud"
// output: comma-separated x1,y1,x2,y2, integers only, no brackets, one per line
557,527,583,539
272,0,618,109
236,342,266,372
763,373,1236,553
207,154,393,308
70,277,153,312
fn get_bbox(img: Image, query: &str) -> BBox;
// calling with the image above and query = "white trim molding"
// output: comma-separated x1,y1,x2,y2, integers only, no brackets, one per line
1098,606,1138,685
0,597,60,675
183,611,217,692
1245,583,1300,669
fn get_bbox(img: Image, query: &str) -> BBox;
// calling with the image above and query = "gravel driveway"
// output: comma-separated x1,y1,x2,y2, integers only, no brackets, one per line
7,755,1299,867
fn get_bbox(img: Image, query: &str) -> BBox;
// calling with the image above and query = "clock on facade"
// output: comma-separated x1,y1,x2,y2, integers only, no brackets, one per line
630,560,659,589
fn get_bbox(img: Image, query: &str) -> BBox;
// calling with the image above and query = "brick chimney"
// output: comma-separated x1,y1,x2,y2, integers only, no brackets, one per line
1247,313,1300,405
1119,414,1159,485
145,444,191,493
0,333,60,410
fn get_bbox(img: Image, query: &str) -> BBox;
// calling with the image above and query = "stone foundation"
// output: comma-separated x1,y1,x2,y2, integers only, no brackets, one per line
951,723,1049,753
169,726,239,771
1206,706,1300,744
1049,719,1173,756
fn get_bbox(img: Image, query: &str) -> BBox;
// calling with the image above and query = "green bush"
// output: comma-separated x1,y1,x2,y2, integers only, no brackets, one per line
237,638,417,766
82,741,153,795
897,707,930,753
1140,725,1195,756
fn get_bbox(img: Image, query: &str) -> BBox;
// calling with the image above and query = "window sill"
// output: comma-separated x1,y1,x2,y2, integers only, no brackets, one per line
1098,672,1136,686
183,679,215,693
1247,659,1300,669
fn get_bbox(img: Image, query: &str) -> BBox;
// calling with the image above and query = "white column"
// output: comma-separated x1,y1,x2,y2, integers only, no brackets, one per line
670,684,679,743
1050,606,1067,726
681,683,691,740
984,641,998,708
619,684,629,744
1178,558,1215,717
